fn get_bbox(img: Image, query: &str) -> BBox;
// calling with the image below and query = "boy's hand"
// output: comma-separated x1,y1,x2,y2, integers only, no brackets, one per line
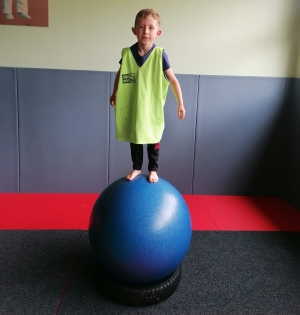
178,104,186,120
110,93,116,107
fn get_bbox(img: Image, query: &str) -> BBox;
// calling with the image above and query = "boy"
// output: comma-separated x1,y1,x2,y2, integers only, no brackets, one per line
110,9,185,183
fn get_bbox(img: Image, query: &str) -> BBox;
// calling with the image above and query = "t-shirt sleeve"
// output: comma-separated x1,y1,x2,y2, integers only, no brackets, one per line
162,50,171,71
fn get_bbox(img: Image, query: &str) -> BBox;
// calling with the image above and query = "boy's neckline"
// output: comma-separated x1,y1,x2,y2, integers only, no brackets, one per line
137,43,156,57
130,43,156,69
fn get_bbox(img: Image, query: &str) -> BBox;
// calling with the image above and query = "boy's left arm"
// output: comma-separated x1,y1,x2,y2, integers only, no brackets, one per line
165,68,186,120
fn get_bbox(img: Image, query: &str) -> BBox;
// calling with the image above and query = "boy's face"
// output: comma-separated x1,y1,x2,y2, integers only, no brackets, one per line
132,15,161,46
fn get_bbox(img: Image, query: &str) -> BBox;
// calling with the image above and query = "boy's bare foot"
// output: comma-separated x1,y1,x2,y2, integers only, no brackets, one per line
126,170,141,181
148,171,158,183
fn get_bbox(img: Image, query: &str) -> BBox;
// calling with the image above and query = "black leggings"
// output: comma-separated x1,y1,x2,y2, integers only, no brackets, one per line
130,143,160,172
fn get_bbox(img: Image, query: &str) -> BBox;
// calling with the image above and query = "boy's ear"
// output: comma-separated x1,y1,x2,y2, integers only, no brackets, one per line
132,27,136,35
156,30,162,37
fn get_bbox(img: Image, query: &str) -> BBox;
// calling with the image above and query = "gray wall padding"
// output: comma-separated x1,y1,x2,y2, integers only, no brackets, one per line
0,68,19,192
159,74,198,193
1,67,299,209
280,78,300,210
193,76,286,195
17,69,109,193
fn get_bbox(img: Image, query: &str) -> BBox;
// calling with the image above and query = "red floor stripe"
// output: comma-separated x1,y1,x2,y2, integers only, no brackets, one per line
199,195,300,231
0,194,98,230
0,194,300,231
183,195,217,230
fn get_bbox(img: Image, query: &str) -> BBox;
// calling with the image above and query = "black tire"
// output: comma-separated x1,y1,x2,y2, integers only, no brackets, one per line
96,265,182,306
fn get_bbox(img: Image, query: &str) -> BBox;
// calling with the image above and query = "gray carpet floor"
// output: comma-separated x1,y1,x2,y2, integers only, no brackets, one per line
1,231,300,315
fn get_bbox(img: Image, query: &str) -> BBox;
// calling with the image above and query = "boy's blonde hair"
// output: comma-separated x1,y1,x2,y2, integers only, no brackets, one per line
134,9,161,27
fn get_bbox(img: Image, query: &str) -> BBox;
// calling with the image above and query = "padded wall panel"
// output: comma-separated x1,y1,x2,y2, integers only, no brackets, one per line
0,68,19,192
18,69,109,192
194,76,286,195
109,73,198,194
159,74,198,193
281,78,300,210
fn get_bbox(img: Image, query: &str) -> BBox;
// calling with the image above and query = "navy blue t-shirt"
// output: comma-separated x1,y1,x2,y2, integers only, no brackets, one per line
119,43,171,71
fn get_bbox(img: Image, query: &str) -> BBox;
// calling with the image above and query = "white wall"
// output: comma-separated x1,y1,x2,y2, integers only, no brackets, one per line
0,0,300,77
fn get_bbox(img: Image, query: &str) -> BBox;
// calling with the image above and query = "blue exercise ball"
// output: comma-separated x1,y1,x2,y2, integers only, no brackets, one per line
89,175,192,285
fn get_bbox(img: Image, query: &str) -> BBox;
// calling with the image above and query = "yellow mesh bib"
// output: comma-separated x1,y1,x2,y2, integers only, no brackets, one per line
115,47,169,144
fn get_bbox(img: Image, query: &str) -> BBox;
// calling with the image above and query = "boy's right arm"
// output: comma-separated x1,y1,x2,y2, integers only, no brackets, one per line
110,68,120,107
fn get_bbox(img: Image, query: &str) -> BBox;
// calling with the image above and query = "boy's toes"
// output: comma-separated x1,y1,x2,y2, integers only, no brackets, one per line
126,170,141,181
148,171,158,183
